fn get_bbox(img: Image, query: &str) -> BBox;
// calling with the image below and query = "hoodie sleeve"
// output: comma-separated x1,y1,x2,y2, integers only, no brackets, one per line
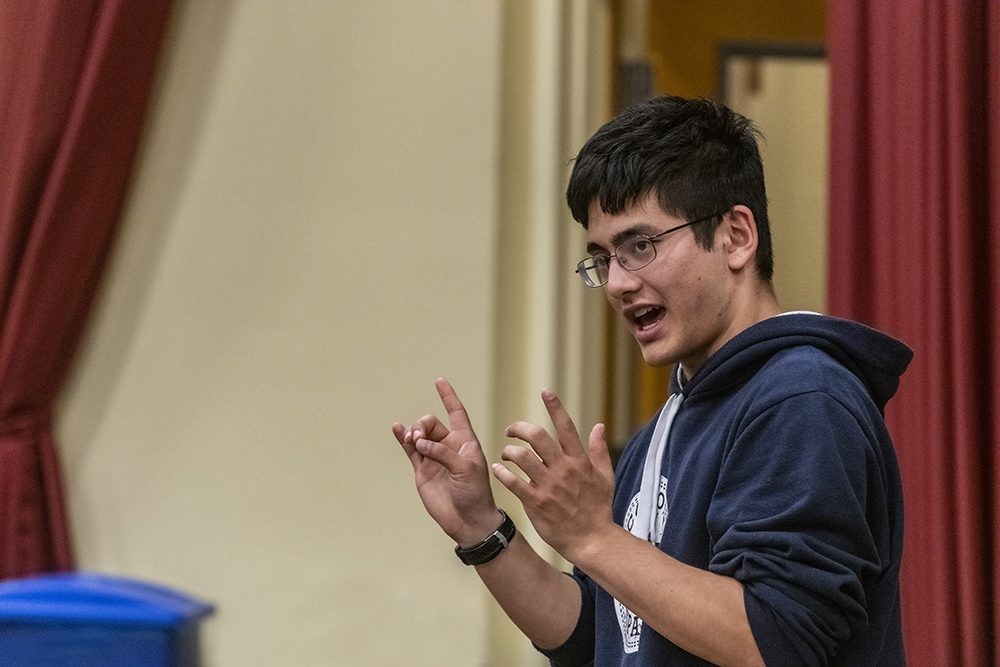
706,390,890,666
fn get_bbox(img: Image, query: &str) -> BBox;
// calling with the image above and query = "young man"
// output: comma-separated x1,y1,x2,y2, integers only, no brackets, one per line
392,96,911,665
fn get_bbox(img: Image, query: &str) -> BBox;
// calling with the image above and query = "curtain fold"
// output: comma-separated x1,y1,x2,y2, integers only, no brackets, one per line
827,2,999,663
0,0,173,579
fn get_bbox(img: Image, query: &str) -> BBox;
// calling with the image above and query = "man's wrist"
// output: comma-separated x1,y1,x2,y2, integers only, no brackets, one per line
453,509,505,548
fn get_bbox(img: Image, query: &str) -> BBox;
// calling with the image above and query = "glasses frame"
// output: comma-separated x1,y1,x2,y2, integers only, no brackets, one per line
574,210,728,288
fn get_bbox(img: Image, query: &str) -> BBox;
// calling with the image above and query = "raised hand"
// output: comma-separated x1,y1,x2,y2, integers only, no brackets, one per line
492,388,616,562
391,378,502,546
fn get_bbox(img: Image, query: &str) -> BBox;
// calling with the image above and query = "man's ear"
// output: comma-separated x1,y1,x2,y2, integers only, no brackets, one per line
722,205,758,272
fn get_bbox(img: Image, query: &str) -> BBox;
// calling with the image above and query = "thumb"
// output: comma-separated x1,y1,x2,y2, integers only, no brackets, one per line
587,423,614,484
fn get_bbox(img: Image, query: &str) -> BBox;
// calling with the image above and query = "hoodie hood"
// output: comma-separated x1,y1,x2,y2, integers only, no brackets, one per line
683,313,913,410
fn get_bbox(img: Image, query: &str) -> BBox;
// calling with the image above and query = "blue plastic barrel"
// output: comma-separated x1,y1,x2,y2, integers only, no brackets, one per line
0,572,213,666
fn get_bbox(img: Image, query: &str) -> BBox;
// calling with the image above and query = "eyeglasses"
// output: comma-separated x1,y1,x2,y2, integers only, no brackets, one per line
574,211,727,288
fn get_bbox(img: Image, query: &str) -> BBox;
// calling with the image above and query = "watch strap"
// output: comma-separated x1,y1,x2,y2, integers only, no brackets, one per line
454,510,516,566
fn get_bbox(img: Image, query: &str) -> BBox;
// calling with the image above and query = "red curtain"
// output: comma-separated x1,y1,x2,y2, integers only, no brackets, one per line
0,0,173,578
828,2,999,663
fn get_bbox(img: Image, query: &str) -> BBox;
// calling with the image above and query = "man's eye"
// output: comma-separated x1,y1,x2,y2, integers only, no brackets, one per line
593,255,611,268
631,238,652,253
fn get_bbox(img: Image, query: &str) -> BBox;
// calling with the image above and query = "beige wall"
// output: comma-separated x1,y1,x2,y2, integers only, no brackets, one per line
59,2,505,665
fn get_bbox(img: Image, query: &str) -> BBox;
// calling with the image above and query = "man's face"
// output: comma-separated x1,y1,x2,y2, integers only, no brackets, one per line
585,193,740,376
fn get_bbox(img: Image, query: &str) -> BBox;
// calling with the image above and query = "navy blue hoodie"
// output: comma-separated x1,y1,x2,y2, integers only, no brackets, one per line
541,313,912,666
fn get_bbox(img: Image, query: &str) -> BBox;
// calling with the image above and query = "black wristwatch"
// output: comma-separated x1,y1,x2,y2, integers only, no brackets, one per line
454,510,516,566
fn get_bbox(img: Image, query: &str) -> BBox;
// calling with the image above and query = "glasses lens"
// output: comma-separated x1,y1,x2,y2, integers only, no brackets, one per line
618,236,656,271
577,257,609,287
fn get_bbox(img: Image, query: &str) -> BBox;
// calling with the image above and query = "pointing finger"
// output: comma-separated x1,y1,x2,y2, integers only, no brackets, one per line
435,378,478,437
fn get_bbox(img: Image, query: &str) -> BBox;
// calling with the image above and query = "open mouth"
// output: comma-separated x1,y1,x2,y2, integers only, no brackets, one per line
632,306,665,331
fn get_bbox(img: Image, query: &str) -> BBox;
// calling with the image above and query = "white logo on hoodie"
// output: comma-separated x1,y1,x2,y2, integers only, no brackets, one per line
615,476,668,653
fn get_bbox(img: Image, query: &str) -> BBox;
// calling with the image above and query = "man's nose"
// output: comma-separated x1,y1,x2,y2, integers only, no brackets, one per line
604,257,641,298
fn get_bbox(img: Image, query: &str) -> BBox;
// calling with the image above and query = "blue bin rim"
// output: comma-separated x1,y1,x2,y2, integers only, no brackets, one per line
0,572,214,627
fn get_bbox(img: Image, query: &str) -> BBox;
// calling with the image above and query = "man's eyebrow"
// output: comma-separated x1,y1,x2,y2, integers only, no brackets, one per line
586,223,661,255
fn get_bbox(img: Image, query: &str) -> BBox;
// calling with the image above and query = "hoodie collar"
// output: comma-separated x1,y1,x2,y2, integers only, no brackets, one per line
679,313,913,410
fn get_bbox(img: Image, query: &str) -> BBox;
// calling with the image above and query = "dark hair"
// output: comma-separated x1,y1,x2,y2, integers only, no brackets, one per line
566,96,773,282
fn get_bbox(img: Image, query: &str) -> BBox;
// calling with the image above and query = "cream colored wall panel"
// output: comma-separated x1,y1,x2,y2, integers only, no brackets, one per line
728,57,829,313
60,1,502,665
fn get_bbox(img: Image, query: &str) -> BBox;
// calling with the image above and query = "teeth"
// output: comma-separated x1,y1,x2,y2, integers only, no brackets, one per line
634,306,655,319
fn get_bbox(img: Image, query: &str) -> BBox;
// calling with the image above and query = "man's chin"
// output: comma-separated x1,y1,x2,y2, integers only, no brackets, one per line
637,342,676,368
